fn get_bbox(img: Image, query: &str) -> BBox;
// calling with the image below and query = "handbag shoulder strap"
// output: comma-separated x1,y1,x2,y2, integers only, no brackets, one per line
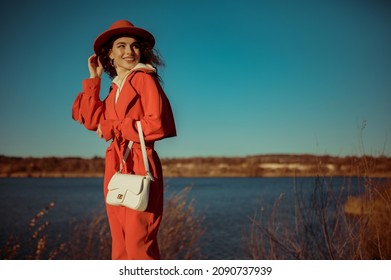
121,121,154,181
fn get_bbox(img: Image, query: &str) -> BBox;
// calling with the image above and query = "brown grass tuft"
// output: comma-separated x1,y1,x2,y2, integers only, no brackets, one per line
158,186,205,259
246,155,391,260
1,185,205,259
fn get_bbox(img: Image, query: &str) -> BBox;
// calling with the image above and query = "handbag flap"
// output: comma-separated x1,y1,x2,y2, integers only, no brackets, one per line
108,173,146,195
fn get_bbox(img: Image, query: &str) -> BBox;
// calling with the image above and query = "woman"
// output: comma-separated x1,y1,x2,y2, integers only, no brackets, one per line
72,20,176,260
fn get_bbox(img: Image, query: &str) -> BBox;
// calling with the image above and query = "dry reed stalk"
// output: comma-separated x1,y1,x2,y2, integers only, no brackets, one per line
158,186,205,259
0,202,66,260
246,152,391,260
1,184,205,260
63,205,111,259
61,185,205,259
345,179,391,259
0,236,21,260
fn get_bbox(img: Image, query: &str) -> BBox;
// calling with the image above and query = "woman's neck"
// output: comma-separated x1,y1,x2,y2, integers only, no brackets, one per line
115,68,130,83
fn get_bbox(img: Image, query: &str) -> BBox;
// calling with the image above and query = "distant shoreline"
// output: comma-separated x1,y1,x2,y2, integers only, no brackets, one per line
1,154,390,178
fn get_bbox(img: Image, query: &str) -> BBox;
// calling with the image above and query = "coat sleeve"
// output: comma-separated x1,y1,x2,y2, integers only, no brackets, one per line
72,78,104,131
101,72,176,143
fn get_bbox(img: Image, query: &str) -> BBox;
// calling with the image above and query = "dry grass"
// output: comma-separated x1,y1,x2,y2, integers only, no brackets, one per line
1,202,66,260
61,206,112,259
344,180,391,259
1,185,205,260
158,186,205,259
246,157,391,260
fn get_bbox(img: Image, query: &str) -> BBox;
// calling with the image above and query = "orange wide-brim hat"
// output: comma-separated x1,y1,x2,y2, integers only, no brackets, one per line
93,20,155,54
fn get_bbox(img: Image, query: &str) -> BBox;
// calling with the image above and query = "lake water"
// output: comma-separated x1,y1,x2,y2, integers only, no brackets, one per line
0,177,366,259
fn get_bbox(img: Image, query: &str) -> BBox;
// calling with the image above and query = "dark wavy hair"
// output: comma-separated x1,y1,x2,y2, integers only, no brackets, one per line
96,34,165,80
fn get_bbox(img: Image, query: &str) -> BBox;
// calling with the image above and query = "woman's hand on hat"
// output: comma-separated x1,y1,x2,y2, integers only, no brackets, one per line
88,54,103,78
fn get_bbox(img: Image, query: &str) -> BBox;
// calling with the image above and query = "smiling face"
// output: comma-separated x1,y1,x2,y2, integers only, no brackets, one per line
109,37,141,77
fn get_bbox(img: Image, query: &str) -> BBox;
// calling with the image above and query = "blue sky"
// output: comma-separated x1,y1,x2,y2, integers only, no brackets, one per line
0,0,390,158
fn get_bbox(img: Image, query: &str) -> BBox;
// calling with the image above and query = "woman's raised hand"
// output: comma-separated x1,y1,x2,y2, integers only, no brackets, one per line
88,54,103,78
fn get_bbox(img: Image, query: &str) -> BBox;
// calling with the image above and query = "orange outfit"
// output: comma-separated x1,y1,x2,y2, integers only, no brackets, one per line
72,66,176,259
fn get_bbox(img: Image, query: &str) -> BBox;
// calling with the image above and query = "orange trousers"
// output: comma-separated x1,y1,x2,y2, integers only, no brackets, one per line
103,147,163,260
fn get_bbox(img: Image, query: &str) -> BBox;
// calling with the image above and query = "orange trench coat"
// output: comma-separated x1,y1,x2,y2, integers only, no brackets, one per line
72,67,176,259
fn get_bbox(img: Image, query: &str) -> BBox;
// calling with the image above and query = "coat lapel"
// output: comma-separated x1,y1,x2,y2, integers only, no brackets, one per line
114,72,138,119
104,84,118,120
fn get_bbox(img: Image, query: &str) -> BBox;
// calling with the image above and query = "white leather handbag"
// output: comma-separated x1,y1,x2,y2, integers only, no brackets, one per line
106,121,154,211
